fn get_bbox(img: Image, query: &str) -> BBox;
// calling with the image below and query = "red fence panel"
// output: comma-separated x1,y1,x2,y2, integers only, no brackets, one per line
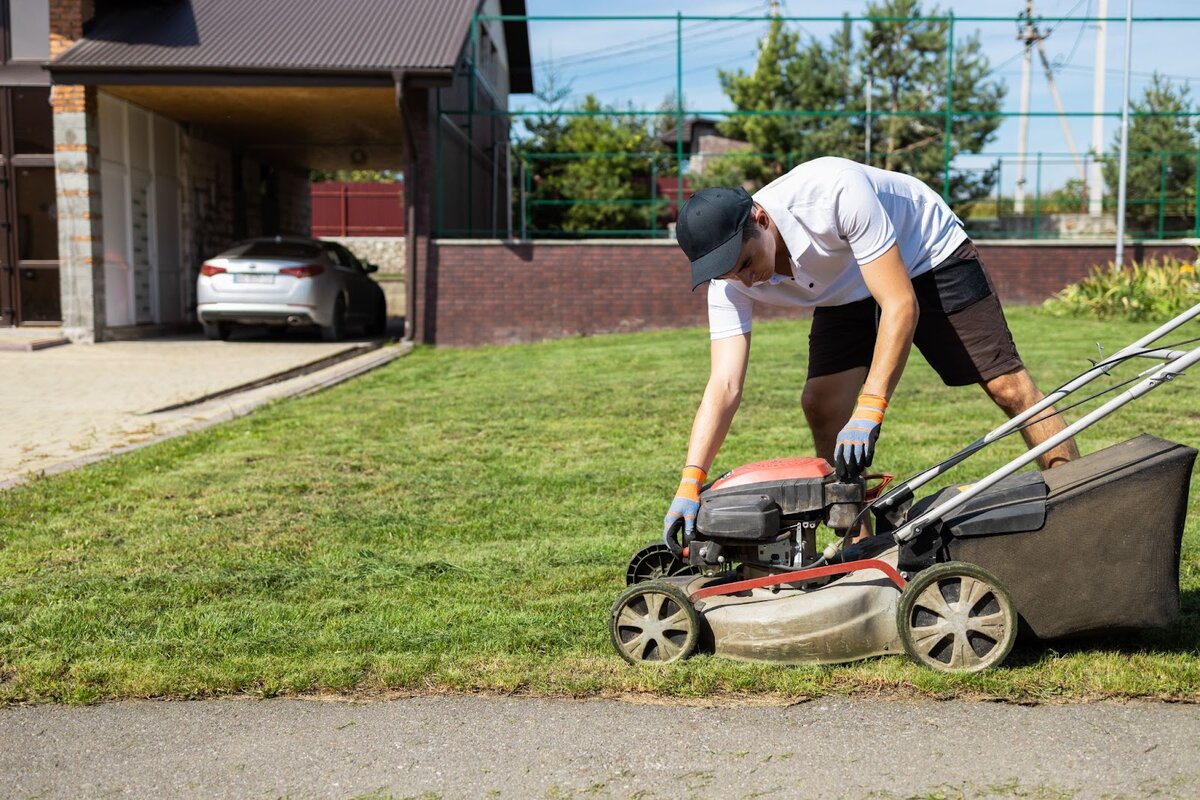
311,182,406,237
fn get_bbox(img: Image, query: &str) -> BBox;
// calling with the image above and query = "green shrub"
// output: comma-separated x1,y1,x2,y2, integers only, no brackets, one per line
1042,253,1200,322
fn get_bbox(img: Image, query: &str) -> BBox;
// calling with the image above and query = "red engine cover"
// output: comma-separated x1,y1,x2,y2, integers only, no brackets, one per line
708,457,833,491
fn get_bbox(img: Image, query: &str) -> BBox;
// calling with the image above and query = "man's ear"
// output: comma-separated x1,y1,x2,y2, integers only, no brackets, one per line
753,204,770,231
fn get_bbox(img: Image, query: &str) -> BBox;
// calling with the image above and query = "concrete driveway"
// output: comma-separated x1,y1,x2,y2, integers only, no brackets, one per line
0,327,409,488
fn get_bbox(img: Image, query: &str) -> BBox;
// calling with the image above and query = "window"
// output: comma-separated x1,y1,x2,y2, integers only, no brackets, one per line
222,241,322,260
8,0,50,62
12,87,51,153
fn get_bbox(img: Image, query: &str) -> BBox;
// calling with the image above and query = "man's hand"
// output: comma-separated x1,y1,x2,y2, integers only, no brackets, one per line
834,394,888,480
664,465,707,538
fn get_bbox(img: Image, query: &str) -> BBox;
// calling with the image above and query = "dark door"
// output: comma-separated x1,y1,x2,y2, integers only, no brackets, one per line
0,86,59,325
0,151,12,326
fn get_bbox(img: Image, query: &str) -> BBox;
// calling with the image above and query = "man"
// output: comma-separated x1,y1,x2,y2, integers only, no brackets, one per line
665,157,1078,538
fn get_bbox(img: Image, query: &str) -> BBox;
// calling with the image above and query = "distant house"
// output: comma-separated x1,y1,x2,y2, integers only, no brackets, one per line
0,0,531,341
659,115,752,177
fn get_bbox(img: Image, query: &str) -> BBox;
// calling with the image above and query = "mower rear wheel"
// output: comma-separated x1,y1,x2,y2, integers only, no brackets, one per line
610,581,700,665
625,542,699,585
897,562,1017,673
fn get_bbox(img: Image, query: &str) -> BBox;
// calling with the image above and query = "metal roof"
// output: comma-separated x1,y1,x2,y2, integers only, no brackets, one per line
51,0,532,90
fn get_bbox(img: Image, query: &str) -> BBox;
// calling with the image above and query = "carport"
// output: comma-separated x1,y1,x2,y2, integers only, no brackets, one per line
45,0,532,342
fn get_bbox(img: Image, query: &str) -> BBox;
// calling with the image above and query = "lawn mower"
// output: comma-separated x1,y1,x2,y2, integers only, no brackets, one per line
610,303,1200,673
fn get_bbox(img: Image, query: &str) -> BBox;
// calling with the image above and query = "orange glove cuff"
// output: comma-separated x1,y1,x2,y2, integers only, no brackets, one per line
676,466,707,501
853,393,888,424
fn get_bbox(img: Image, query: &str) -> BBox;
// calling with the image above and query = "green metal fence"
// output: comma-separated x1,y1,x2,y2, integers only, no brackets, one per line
434,12,1200,241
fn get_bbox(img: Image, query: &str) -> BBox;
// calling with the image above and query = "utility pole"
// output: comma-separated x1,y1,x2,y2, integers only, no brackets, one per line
1089,0,1108,216
1014,0,1044,216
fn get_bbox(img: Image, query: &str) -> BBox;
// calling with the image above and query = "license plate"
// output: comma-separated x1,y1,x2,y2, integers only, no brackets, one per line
233,273,275,284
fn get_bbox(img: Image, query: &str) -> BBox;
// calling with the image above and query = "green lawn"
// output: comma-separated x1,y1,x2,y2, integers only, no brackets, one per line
2,307,1199,704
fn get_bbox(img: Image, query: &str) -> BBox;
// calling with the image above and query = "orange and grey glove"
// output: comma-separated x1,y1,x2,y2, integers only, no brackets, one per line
664,465,707,539
834,394,888,480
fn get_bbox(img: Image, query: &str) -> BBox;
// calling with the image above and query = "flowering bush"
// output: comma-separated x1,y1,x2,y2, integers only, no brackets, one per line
1042,253,1200,322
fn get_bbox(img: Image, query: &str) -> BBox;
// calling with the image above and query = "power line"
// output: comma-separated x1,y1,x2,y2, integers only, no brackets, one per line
531,4,763,70
547,19,765,81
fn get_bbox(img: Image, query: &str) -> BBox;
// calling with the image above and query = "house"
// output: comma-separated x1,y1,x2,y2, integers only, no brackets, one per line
0,0,531,341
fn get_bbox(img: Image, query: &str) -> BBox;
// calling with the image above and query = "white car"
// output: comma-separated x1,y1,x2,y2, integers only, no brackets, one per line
197,237,387,341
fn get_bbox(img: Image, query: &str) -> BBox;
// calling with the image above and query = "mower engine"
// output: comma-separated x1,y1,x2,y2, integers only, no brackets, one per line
672,457,872,575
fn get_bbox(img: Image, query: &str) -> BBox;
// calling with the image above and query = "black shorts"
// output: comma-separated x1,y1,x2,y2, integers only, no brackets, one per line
807,241,1024,387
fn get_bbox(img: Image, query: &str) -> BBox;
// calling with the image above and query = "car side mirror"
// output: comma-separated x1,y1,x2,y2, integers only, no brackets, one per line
364,262,379,273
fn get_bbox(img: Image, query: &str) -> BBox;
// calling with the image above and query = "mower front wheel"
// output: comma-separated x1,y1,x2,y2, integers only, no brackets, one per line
897,562,1018,673
610,581,700,665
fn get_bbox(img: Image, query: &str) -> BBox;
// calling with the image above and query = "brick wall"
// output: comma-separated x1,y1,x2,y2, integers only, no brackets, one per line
974,241,1197,304
423,239,1200,347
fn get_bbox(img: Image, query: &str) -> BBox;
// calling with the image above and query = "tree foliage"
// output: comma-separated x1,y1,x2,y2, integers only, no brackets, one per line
715,0,1004,208
309,169,402,183
1102,73,1199,236
516,75,669,234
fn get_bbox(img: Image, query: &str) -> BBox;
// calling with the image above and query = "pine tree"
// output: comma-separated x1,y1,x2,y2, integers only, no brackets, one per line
717,0,1004,208
861,0,1004,206
1102,73,1199,237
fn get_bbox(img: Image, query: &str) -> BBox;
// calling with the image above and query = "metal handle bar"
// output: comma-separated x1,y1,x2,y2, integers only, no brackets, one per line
872,301,1200,515
892,342,1200,544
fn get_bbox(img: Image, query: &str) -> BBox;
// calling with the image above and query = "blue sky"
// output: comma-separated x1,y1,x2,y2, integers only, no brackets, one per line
518,1,1200,194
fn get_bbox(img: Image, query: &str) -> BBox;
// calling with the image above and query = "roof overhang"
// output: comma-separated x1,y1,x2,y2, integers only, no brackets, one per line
96,82,421,170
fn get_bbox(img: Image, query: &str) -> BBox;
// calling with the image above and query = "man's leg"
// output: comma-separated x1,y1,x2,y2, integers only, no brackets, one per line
803,366,872,541
982,368,1080,470
802,366,869,466
805,300,877,464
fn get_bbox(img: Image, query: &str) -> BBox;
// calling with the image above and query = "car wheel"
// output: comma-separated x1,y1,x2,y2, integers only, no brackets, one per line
321,295,346,342
203,322,232,341
364,296,387,337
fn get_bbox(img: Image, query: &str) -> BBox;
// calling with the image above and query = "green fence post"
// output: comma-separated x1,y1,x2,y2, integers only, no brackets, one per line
1033,151,1042,240
650,159,658,237
1194,149,1200,238
942,12,955,203
521,155,528,240
1158,151,1168,239
676,12,684,220
995,157,1002,218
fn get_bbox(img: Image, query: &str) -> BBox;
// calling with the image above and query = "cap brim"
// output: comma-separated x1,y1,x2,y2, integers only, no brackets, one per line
689,230,744,291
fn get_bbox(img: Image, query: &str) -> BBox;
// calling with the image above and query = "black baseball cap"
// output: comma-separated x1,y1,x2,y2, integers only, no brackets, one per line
677,186,754,290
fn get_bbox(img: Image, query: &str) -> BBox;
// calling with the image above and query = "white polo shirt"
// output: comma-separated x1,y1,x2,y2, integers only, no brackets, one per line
707,157,968,340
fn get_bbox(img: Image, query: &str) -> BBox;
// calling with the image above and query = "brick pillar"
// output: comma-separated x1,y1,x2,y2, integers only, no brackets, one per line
50,0,105,343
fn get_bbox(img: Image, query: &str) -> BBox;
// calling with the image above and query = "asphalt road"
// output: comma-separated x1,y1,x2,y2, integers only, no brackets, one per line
3,695,1199,799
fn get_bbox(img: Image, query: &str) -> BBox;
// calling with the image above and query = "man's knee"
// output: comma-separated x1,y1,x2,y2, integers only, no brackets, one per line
802,383,843,429
984,369,1042,415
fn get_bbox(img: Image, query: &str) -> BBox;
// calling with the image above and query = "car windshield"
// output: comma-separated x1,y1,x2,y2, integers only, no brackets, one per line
221,241,321,260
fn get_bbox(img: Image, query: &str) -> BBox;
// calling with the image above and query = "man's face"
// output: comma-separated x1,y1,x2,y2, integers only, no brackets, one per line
718,211,776,288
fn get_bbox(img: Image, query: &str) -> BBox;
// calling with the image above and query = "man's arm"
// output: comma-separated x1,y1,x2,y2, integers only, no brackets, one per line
830,243,918,479
686,333,751,472
664,333,750,538
859,243,918,400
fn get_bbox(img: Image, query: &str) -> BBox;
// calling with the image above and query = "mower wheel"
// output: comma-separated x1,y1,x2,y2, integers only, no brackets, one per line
897,562,1018,673
610,581,700,665
625,542,699,585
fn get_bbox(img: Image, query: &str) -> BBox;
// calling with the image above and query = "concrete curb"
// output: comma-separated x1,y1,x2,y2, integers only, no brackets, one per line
0,341,413,491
